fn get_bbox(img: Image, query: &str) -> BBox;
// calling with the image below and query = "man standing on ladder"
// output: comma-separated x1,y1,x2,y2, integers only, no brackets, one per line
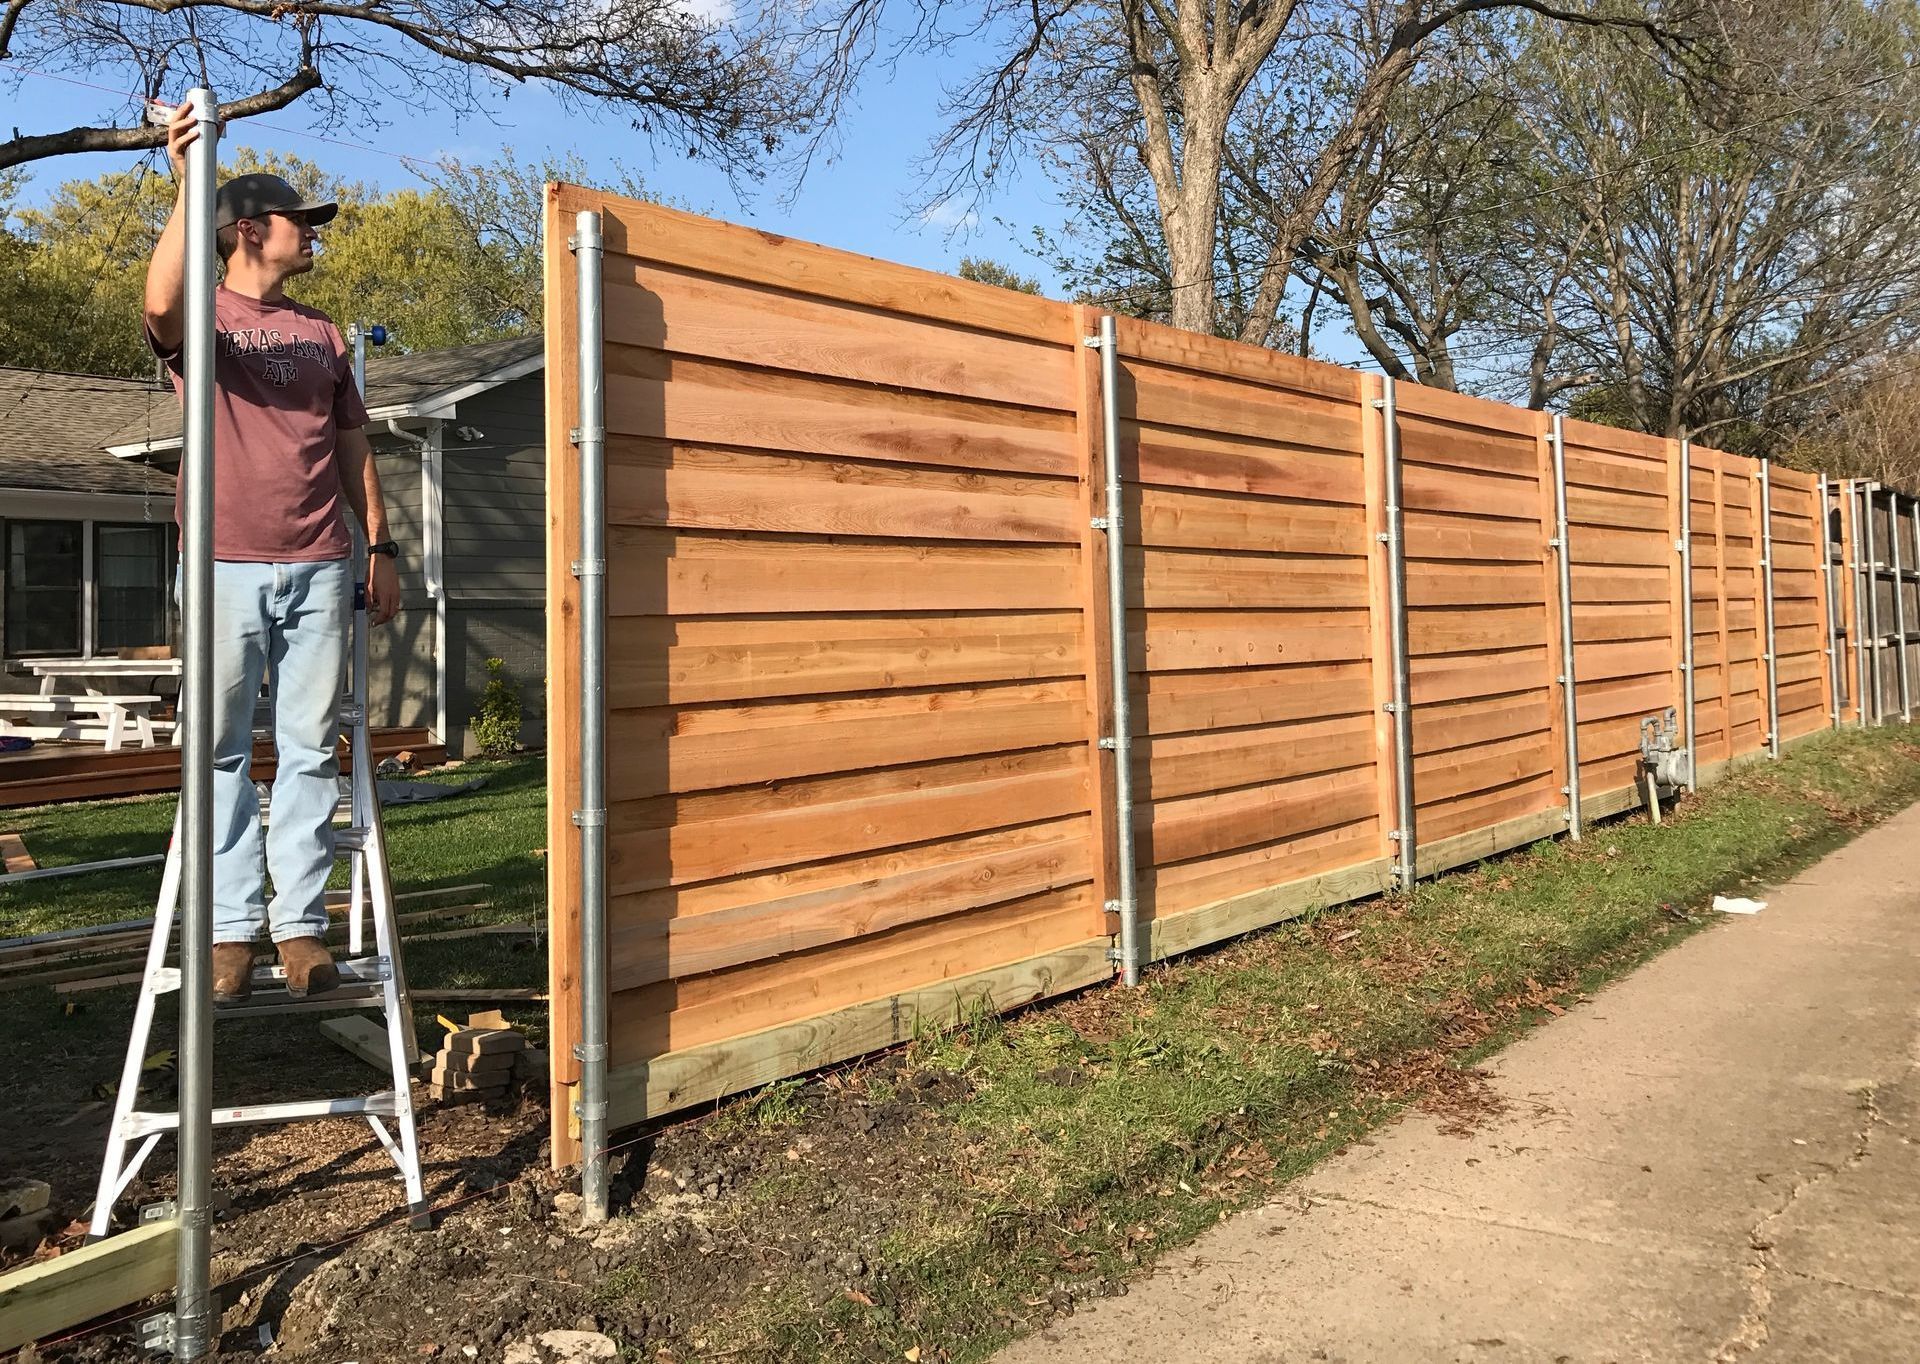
144,103,401,1004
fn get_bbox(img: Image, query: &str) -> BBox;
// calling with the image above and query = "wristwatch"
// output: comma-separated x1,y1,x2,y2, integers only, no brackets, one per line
368,540,400,559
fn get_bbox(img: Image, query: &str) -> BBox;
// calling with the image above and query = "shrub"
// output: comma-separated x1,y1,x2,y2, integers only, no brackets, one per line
470,657,523,756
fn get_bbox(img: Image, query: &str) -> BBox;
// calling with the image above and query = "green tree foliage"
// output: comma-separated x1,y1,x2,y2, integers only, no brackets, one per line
956,256,1044,296
0,149,644,374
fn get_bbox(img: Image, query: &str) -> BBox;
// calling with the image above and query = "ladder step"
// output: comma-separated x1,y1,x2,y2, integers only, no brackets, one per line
149,956,391,995
213,983,390,1018
123,1092,403,1139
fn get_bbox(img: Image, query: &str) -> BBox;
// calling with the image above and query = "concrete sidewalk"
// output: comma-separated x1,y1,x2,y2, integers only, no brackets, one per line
998,804,1920,1364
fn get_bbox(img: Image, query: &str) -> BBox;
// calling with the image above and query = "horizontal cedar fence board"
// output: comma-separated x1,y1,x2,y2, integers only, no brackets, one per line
606,681,1091,800
548,185,1873,1147
1132,661,1374,735
601,256,1074,410
607,815,1094,988
1135,714,1376,801
1143,819,1385,924
1110,314,1358,403
1127,425,1365,503
606,611,1082,707
1129,609,1371,669
586,192,1076,344
601,346,1079,479
603,442,1082,543
607,884,1103,1059
1122,358,1363,455
1132,547,1370,608
606,746,1089,892
605,531,1080,615
1137,768,1381,868
1131,486,1367,555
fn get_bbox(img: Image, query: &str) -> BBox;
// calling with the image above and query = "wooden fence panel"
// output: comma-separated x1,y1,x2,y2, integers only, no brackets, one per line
1769,468,1829,741
1713,451,1768,759
1689,456,1730,767
1562,421,1679,802
548,188,1109,1157
1397,388,1560,850
1108,321,1387,956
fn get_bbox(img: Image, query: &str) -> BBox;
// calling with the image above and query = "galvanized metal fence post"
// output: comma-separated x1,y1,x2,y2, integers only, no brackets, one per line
1896,495,1913,722
570,209,610,1223
1679,439,1697,789
1911,497,1920,720
1092,316,1141,985
1759,461,1780,757
1865,483,1883,725
172,84,220,1364
1853,482,1871,726
1550,416,1581,835
1820,477,1840,729
1378,377,1416,887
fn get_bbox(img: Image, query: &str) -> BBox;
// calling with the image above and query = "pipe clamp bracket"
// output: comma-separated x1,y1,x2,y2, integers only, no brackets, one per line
570,424,606,445
1098,736,1119,751
572,558,606,578
573,1099,609,1122
571,808,607,828
572,1042,609,1064
1090,516,1111,530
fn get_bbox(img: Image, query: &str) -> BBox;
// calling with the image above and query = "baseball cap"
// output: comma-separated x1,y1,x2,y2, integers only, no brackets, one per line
214,173,339,230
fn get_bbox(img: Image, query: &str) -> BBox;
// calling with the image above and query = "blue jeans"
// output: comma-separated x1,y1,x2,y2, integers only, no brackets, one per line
176,560,351,944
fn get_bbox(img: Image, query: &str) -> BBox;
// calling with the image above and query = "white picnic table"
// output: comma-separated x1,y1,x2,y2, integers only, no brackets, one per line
1,658,181,751
22,657,182,696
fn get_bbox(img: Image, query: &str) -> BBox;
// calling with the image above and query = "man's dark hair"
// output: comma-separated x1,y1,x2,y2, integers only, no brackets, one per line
215,224,239,262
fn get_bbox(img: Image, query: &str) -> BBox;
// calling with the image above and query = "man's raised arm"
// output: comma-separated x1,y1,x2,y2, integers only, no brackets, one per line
143,102,204,357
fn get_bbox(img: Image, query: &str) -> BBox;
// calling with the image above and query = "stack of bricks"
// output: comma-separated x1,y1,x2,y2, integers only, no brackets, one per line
427,1022,524,1103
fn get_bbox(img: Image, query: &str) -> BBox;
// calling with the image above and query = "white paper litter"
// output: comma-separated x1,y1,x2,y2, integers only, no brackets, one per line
1713,895,1768,915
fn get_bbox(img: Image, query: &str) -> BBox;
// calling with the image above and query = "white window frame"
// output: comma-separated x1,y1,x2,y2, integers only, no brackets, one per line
2,515,174,663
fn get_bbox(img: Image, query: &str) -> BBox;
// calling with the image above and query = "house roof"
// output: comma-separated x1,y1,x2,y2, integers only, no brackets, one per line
103,332,546,456
0,368,177,497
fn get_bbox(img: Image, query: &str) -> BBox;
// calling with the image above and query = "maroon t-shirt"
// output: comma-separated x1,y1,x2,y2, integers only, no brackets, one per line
152,287,369,562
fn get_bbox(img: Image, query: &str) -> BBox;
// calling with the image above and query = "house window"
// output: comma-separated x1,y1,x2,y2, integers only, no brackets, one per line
95,523,173,651
2,519,174,659
4,520,83,656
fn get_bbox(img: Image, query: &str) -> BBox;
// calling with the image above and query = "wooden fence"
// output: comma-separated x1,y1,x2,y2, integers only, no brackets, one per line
542,184,1874,1165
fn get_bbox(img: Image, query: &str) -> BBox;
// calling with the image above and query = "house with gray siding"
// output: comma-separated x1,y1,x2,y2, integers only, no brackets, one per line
3,336,550,757
0,369,178,685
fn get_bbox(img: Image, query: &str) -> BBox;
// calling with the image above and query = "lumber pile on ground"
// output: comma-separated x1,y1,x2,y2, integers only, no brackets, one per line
426,1010,548,1103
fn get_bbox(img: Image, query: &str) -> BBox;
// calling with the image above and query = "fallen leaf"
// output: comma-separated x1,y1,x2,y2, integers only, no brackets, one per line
844,1288,875,1307
905,1349,921,1362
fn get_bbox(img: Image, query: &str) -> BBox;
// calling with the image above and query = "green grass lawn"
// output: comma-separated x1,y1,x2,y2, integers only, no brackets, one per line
0,756,551,1075
0,755,547,940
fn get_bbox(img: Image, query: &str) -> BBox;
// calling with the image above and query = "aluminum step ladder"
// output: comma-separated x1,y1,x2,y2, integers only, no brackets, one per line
89,579,429,1238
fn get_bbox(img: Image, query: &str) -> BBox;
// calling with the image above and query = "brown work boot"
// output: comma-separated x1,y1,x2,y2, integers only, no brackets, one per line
212,943,256,1004
278,936,340,998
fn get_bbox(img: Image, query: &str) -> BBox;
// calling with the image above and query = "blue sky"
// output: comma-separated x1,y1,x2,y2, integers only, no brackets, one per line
7,38,1074,292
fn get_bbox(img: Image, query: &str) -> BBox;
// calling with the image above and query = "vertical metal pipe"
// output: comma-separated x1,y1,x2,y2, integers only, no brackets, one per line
1095,316,1141,985
1549,416,1581,837
1865,483,1882,725
1820,477,1840,729
1679,439,1697,789
1759,461,1779,757
1381,377,1416,886
572,210,610,1222
173,84,219,1364
1853,482,1870,727
1911,497,1920,721
1894,494,1912,722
